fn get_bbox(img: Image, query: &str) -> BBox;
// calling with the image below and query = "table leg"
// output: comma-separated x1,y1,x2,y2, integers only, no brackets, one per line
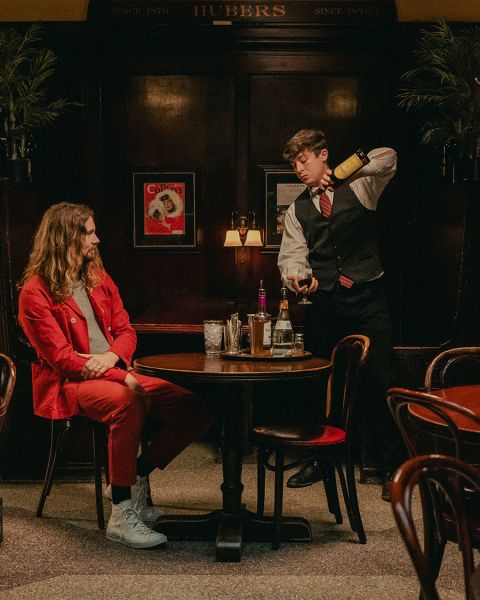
152,382,312,560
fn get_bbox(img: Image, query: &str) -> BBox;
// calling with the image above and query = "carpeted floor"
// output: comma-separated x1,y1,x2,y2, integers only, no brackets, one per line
0,443,466,599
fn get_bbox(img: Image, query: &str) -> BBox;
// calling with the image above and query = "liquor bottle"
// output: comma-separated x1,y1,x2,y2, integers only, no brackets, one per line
320,149,370,190
250,280,272,357
271,286,294,357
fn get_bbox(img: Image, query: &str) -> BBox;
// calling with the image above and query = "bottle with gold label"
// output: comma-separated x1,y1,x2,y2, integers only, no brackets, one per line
321,149,370,190
271,286,294,357
250,280,271,357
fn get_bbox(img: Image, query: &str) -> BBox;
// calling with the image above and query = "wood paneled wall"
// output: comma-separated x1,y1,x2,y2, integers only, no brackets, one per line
75,22,406,331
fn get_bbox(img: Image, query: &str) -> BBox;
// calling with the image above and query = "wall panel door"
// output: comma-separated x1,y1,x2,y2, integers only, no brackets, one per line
99,74,237,323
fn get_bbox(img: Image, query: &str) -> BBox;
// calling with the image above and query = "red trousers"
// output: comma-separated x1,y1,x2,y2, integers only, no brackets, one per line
75,371,213,486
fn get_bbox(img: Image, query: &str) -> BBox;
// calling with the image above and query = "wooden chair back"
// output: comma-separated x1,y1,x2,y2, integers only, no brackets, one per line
425,347,480,391
391,454,480,600
0,354,16,433
328,334,370,432
386,387,480,464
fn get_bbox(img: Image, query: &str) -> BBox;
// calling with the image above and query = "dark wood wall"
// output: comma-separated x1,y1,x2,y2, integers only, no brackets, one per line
78,21,406,328
1,11,479,478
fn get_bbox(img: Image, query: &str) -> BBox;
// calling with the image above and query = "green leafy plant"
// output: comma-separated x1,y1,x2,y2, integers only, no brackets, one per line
398,20,480,167
0,23,78,160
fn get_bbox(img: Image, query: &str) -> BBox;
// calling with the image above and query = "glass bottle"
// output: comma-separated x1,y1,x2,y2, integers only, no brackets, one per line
250,280,272,357
320,149,370,190
271,286,294,357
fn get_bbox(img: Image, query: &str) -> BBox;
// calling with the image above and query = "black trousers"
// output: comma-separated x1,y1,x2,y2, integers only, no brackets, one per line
304,277,404,471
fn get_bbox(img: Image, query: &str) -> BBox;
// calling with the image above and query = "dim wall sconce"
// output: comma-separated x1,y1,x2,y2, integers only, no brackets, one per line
224,211,263,247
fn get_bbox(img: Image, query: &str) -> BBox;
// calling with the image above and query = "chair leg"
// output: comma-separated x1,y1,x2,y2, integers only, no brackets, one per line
256,447,267,517
334,459,356,533
344,453,366,544
321,462,343,524
103,430,110,486
0,497,3,543
36,420,68,518
272,449,285,550
92,423,105,530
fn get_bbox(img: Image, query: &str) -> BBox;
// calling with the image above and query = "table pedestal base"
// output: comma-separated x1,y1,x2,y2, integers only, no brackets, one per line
152,509,312,561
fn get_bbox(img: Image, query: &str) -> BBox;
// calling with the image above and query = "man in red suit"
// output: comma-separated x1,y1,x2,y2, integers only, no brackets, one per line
18,202,213,549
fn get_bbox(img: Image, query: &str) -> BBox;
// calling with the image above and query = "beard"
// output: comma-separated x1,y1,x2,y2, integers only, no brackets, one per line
83,246,100,263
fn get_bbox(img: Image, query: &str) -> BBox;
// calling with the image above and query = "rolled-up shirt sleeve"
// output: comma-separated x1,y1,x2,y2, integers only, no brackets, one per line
349,147,397,210
277,204,310,291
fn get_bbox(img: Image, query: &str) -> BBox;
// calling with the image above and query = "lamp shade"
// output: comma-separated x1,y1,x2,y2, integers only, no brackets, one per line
224,229,242,247
244,229,263,247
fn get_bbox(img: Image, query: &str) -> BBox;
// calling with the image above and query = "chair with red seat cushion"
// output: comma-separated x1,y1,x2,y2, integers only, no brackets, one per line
252,334,370,549
0,353,16,543
391,454,480,600
386,387,480,591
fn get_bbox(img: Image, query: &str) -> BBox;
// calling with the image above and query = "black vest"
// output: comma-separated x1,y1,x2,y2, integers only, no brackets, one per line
294,185,383,291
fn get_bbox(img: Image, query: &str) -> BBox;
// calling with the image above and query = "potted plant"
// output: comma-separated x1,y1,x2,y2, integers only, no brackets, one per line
398,20,480,182
0,23,78,182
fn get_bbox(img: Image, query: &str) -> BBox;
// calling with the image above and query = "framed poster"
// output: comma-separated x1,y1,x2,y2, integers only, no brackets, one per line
132,169,198,250
262,166,305,250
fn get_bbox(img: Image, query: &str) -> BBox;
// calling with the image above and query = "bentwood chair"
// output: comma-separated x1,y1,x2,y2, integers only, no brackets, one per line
391,454,480,600
36,415,109,529
0,353,16,543
17,327,109,529
252,335,370,549
387,388,480,594
424,347,480,392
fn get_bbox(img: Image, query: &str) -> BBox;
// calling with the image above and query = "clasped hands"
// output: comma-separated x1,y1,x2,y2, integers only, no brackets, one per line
77,351,147,398
77,350,119,380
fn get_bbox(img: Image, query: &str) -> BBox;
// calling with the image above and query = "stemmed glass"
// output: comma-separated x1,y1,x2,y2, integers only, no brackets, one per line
296,266,313,305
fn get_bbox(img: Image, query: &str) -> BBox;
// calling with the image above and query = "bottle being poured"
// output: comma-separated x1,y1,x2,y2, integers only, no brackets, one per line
319,149,370,191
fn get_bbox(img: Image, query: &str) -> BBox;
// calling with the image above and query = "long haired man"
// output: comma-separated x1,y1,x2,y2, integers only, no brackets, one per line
19,202,212,548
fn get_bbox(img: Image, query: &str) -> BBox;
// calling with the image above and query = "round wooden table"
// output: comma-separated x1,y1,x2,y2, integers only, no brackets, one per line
134,352,331,561
409,386,480,435
408,385,480,461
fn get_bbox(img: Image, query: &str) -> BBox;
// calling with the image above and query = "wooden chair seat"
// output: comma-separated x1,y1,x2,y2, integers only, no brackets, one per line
252,424,346,446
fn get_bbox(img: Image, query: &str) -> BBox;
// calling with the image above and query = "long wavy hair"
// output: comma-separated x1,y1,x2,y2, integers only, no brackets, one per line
18,202,103,301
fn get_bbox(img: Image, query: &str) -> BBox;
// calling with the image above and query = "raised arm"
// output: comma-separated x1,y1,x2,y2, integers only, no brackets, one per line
349,147,397,210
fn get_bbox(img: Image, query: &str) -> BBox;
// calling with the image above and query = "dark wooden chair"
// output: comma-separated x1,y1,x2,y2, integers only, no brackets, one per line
252,334,370,549
0,353,16,543
17,328,109,529
36,415,108,529
386,388,480,595
391,454,480,600
424,347,480,391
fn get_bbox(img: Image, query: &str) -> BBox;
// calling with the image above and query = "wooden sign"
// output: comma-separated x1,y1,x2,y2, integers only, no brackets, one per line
89,1,396,24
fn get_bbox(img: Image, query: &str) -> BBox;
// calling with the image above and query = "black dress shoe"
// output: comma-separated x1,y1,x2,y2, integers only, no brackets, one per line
381,471,394,502
287,461,322,488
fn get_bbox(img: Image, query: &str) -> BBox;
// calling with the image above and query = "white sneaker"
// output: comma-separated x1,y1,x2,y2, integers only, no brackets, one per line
106,500,167,549
105,477,163,525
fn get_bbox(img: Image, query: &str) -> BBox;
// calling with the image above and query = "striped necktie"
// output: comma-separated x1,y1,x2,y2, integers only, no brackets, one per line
319,192,332,218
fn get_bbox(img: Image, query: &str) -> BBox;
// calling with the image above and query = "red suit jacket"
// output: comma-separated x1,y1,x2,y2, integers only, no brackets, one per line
18,272,137,419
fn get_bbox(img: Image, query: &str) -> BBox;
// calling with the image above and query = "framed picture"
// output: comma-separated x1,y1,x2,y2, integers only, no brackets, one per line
132,169,199,250
262,166,306,251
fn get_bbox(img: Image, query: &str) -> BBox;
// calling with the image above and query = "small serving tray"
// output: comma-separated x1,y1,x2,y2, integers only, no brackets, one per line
220,351,312,362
